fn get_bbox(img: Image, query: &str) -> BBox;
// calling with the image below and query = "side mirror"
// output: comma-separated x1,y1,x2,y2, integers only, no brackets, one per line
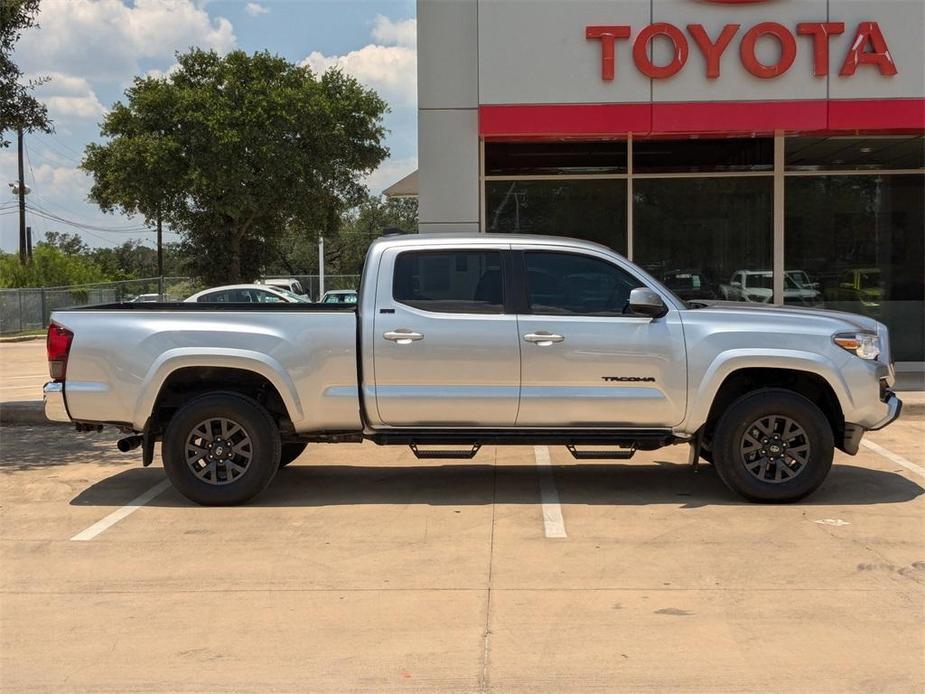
629,287,668,318
731,280,742,288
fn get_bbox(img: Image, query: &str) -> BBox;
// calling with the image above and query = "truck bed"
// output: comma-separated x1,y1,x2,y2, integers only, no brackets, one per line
50,304,362,433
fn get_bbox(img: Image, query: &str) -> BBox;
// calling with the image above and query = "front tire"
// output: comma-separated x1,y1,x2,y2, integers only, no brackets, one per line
162,392,281,506
712,389,834,503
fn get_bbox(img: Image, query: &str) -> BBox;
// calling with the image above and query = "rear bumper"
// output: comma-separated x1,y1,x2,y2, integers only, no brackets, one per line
43,382,70,423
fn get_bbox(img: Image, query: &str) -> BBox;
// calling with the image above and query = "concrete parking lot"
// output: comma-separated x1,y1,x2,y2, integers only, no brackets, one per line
1,341,923,692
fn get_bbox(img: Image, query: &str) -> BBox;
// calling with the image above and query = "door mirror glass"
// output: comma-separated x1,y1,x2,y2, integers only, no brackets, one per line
628,287,668,318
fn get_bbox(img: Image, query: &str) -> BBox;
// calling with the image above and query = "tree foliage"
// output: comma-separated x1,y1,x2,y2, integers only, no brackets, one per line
82,49,389,285
265,194,418,277
0,232,184,288
0,244,107,288
0,0,51,147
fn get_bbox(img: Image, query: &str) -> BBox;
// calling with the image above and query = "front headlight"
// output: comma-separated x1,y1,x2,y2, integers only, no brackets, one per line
833,332,881,360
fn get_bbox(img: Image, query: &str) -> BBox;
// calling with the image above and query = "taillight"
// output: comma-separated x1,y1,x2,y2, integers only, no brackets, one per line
47,323,74,381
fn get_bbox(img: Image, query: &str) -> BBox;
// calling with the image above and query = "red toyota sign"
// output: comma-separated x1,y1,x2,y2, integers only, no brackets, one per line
586,20,897,80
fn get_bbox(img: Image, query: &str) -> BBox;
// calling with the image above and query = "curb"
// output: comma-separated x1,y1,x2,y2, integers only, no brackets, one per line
0,401,64,427
0,335,42,343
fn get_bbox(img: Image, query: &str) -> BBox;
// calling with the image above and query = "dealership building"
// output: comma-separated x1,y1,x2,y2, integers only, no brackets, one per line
388,0,925,366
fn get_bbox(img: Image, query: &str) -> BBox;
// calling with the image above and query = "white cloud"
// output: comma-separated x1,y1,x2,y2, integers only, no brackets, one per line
245,2,269,17
31,73,106,121
371,16,416,48
301,16,416,107
15,0,236,82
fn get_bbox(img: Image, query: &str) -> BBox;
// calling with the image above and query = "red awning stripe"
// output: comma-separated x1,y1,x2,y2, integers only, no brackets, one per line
479,99,925,138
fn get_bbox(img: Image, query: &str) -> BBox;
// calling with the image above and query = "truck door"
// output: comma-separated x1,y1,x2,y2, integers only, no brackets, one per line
514,248,687,428
372,245,521,427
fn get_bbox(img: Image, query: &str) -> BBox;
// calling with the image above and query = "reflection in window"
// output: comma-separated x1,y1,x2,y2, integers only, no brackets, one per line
485,141,627,175
524,252,642,316
393,251,504,314
485,180,627,254
786,136,925,171
633,177,773,303
785,175,924,361
633,138,772,173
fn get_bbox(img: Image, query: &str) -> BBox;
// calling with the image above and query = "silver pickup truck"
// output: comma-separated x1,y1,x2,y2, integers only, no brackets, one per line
44,234,901,505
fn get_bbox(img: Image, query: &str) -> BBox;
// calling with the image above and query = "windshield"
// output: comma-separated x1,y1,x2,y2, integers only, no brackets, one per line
273,288,310,303
746,273,773,290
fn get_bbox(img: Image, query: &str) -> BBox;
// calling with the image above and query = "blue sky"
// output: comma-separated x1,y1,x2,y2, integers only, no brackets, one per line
1,0,417,252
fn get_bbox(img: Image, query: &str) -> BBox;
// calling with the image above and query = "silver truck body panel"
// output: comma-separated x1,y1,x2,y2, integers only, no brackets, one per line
371,242,522,426
49,233,898,441
54,309,361,433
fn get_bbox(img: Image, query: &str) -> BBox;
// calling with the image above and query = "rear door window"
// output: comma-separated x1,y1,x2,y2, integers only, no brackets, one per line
393,250,504,314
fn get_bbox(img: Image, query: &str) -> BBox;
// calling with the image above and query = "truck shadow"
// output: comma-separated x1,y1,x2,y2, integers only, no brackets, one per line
70,461,924,508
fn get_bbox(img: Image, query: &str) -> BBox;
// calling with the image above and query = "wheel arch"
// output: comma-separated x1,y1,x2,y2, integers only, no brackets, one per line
135,349,303,431
698,366,846,452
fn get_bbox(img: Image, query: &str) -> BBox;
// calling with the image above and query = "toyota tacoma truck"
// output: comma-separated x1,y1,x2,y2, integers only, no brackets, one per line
43,234,901,505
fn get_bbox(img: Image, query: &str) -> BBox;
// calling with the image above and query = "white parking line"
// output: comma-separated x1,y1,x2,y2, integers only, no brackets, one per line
534,446,567,538
70,479,171,542
861,439,925,479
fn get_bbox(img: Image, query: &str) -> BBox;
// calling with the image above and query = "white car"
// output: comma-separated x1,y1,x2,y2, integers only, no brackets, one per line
320,289,358,304
185,284,309,304
258,278,309,300
723,271,821,305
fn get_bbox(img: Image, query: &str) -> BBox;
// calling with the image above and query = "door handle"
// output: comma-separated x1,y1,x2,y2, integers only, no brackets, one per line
524,331,565,346
383,329,424,344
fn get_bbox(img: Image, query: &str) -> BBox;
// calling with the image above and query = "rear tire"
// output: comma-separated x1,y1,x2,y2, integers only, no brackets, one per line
278,442,307,468
712,388,834,503
162,392,281,506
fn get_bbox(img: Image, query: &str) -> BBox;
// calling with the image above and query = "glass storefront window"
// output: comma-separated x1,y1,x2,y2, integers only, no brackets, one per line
633,177,773,302
485,179,627,253
485,142,627,175
786,136,925,172
633,138,772,174
785,174,925,361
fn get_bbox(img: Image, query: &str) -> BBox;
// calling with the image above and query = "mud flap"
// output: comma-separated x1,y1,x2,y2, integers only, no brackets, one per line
142,417,156,467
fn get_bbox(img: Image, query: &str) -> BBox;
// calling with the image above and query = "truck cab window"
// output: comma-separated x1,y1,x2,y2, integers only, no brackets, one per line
393,250,504,313
524,251,642,316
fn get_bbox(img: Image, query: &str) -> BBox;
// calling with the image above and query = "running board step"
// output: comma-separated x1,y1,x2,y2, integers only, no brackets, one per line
409,443,482,460
566,444,636,460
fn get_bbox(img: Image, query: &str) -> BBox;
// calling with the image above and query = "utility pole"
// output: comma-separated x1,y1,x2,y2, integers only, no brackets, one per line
26,226,32,262
156,207,164,299
318,236,325,300
17,126,27,264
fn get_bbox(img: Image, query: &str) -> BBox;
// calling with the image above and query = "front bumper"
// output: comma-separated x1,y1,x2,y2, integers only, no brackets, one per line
869,392,902,431
842,392,902,455
43,382,70,422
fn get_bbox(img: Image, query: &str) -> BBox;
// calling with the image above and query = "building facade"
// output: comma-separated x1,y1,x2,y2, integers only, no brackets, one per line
413,0,925,364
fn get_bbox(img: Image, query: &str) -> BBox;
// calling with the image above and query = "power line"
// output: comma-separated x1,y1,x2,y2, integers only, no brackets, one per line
33,133,84,164
27,196,149,230
25,205,151,234
23,141,37,185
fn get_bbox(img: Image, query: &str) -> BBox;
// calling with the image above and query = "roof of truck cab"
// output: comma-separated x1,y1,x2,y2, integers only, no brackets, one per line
371,233,622,256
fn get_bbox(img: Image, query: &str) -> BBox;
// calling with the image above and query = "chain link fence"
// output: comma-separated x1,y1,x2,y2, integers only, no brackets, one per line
0,274,362,335
0,277,195,335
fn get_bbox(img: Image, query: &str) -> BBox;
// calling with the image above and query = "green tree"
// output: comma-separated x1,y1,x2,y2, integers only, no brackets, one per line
265,195,418,277
1,0,51,147
330,195,418,274
0,244,108,288
82,49,389,285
